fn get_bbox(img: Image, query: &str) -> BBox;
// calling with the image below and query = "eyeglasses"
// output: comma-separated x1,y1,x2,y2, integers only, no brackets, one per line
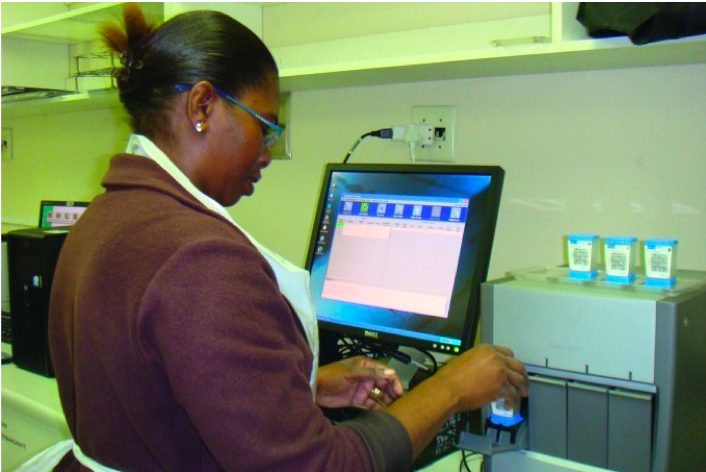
175,84,283,149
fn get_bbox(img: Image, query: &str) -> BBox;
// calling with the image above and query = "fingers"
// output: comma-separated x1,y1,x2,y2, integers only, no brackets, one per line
354,358,405,399
443,343,531,411
358,368,404,399
505,360,529,393
365,397,387,412
366,386,394,410
372,376,404,403
361,381,401,411
352,357,395,378
386,375,405,399
493,345,515,358
346,357,405,409
505,370,527,394
372,366,399,379
493,345,529,396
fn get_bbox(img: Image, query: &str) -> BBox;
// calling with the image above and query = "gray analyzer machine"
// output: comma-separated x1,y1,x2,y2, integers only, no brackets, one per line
459,268,706,472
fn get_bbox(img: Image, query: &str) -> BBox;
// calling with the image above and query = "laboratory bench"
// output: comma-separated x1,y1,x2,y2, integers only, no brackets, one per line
1,346,70,472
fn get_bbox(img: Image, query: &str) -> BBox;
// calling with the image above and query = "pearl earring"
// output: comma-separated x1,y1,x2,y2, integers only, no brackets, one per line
195,121,205,133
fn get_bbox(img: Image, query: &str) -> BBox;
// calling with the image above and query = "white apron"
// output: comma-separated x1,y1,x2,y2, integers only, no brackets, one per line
125,134,319,390
15,440,120,472
17,135,319,472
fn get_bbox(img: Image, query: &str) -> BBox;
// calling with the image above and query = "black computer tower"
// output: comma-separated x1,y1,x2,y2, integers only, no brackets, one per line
7,227,70,377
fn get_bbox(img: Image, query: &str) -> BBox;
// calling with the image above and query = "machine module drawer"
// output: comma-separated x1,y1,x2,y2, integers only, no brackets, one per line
529,375,653,472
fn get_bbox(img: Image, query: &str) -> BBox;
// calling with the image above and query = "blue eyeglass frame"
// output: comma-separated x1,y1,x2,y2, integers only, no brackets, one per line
175,84,283,149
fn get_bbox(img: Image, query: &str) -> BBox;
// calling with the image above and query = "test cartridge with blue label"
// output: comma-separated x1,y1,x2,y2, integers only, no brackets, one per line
604,236,638,283
568,234,600,280
644,239,678,287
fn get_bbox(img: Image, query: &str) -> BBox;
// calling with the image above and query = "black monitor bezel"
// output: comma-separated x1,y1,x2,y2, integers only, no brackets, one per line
305,163,504,354
38,200,91,228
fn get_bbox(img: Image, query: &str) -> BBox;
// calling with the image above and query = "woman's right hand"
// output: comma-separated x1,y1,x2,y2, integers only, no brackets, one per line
434,343,529,414
386,342,529,459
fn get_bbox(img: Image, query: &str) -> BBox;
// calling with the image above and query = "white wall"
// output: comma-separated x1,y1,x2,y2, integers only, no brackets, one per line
230,64,706,279
1,106,129,228
3,64,704,279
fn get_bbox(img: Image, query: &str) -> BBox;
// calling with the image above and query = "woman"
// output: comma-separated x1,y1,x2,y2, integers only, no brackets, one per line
46,4,528,471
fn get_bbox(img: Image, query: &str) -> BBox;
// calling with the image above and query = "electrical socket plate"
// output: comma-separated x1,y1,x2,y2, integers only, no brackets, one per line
411,106,456,162
2,128,13,161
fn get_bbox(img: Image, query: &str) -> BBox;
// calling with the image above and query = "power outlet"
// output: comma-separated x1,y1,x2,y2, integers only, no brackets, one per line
2,128,13,161
411,106,456,162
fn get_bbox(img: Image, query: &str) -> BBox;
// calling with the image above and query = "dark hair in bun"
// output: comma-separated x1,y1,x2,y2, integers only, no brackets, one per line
100,3,278,138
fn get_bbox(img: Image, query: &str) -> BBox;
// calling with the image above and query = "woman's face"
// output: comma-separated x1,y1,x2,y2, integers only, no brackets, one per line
194,78,280,207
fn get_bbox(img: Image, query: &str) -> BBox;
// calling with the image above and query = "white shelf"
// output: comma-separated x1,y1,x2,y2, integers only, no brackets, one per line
277,34,706,92
1,2,163,96
1,89,122,119
3,2,706,113
1,2,164,45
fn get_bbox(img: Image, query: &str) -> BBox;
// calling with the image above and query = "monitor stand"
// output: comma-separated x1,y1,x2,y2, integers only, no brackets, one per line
387,348,428,391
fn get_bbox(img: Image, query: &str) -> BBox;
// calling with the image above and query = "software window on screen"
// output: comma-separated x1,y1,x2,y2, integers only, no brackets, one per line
322,193,467,318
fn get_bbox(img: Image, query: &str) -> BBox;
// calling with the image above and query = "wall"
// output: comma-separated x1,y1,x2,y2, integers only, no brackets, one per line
2,64,705,279
232,64,706,278
1,106,130,228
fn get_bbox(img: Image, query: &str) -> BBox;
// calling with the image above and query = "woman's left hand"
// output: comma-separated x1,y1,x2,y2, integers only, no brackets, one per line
315,357,404,411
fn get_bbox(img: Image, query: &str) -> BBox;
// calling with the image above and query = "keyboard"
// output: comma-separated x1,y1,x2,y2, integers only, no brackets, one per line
2,310,11,344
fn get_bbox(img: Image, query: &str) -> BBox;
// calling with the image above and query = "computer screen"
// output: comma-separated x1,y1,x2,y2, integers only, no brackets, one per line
305,164,504,354
38,200,90,228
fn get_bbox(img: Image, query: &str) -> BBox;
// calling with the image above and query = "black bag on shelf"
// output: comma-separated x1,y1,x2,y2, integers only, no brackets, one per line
577,2,706,45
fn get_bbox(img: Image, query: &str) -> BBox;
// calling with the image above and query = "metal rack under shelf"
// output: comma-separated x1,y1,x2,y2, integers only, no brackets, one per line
72,52,118,91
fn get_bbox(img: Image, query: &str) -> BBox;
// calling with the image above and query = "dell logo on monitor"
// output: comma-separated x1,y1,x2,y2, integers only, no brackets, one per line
364,330,379,339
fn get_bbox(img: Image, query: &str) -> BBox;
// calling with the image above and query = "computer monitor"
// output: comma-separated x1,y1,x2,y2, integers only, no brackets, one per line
38,200,90,228
305,163,504,354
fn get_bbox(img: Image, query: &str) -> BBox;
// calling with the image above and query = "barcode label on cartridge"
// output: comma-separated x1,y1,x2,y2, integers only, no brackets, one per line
650,254,669,274
645,246,674,279
569,244,593,270
611,253,627,271
605,244,631,276
573,248,589,267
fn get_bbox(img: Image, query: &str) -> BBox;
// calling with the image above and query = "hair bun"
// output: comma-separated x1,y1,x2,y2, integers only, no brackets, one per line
100,3,156,57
